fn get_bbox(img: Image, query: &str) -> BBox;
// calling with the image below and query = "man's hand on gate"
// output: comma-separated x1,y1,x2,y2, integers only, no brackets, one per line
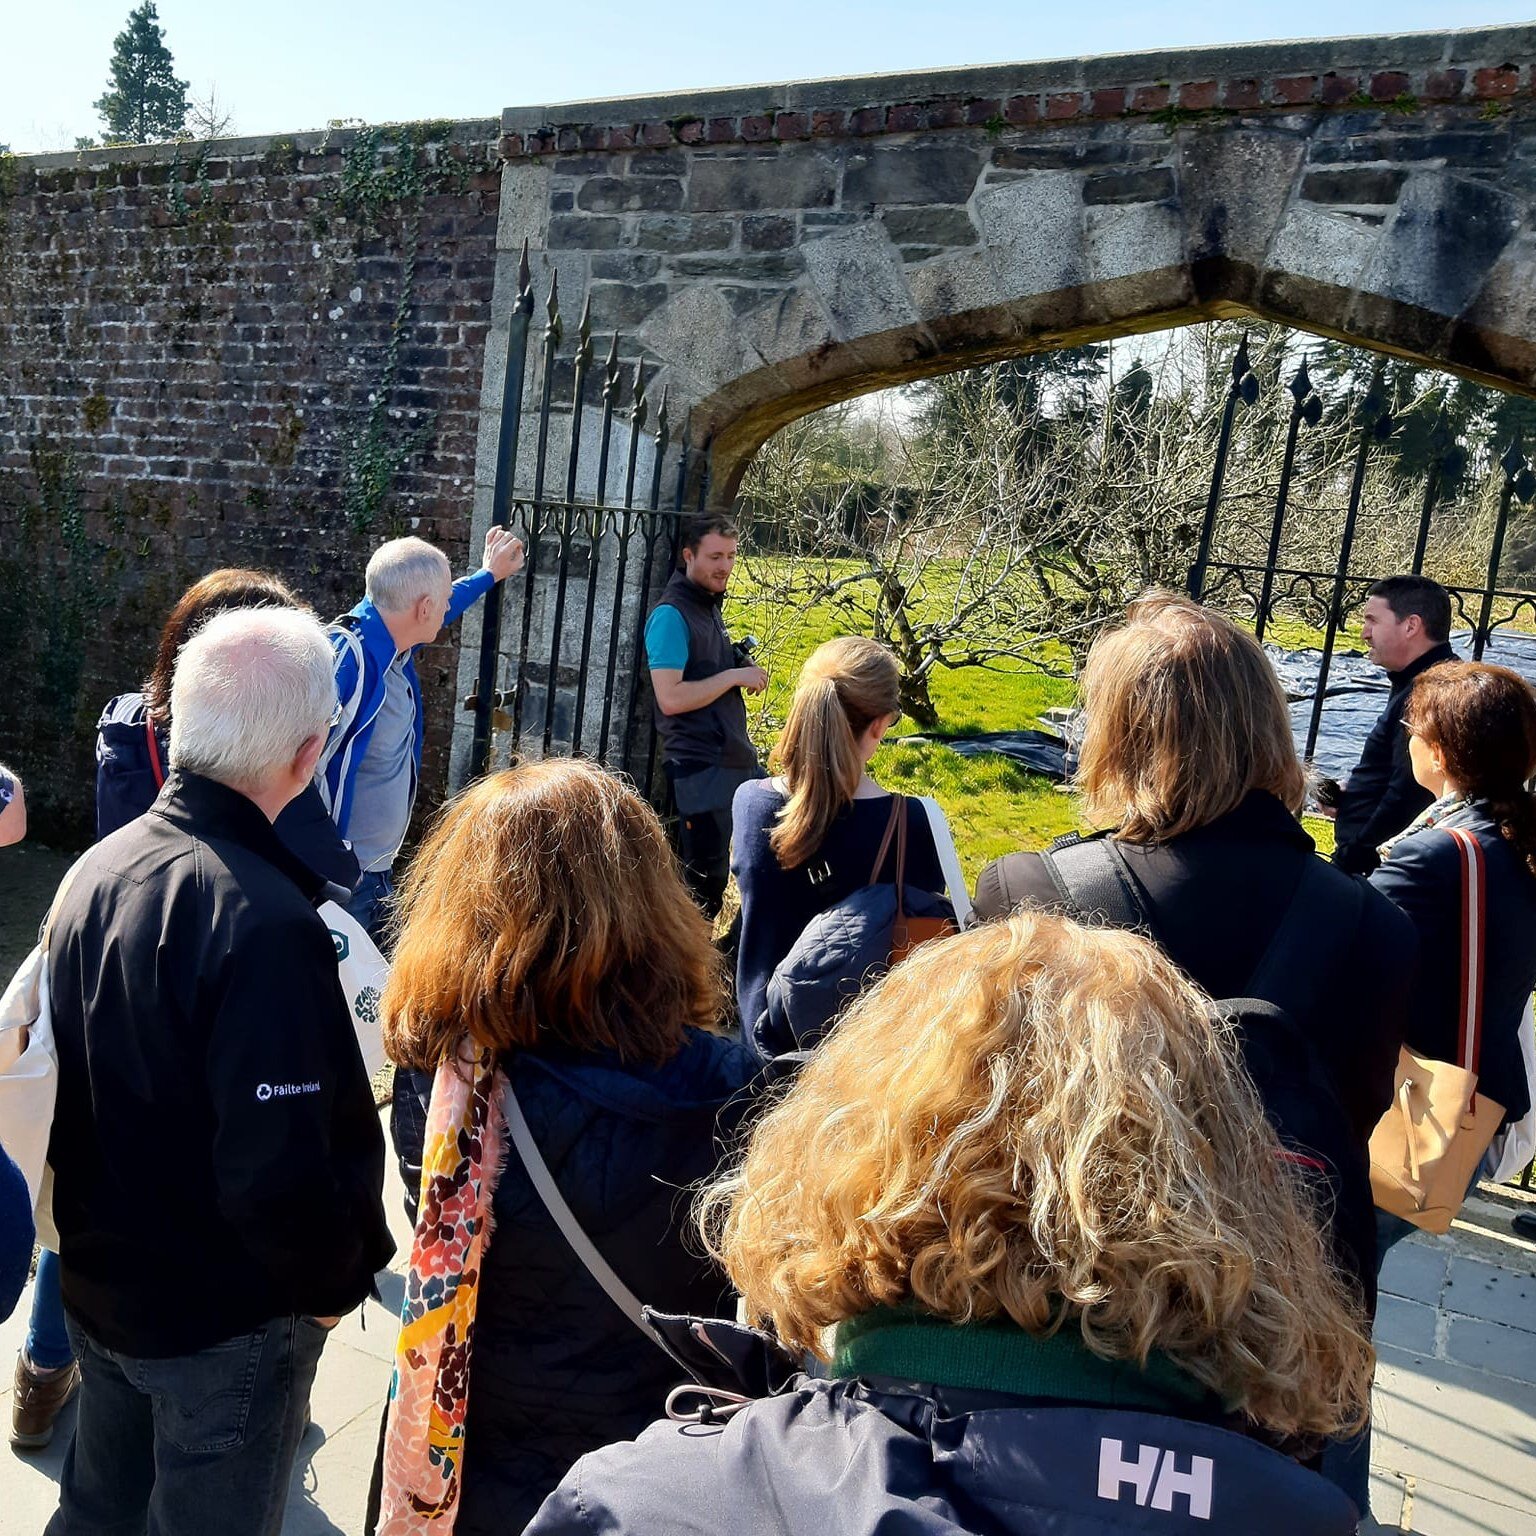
483,527,526,583
737,665,769,695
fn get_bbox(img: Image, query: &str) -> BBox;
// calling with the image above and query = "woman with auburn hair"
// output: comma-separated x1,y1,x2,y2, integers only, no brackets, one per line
374,760,759,1536
526,913,1375,1536
731,635,948,1037
1372,661,1536,1180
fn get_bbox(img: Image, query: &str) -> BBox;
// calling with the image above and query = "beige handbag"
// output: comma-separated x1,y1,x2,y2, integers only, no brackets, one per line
1369,827,1505,1234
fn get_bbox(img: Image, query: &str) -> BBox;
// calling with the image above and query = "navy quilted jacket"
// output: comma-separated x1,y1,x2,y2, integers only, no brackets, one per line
390,1030,761,1535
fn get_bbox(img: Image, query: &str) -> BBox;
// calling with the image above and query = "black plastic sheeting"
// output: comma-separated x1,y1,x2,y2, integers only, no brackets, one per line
1273,630,1536,778
915,630,1536,784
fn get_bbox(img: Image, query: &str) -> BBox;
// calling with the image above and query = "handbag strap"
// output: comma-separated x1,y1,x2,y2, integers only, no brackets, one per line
1448,827,1488,1078
145,717,166,790
500,1076,659,1347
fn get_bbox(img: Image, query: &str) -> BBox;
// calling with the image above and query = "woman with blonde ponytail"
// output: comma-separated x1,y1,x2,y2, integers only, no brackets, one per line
730,637,947,1035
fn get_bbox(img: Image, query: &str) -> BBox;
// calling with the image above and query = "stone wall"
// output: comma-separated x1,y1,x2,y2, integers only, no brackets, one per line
486,24,1536,503
0,121,501,843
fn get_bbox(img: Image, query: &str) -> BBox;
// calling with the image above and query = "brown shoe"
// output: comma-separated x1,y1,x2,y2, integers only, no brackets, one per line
10,1353,80,1450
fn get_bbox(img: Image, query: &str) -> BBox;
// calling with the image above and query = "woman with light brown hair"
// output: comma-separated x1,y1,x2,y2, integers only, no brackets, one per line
526,913,1375,1536
374,759,759,1536
731,636,951,1039
976,592,1412,1179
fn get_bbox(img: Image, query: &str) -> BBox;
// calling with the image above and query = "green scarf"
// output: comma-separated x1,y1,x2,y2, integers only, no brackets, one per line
831,1308,1224,1417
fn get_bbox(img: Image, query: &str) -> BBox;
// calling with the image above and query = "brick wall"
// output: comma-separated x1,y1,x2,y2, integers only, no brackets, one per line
0,120,501,844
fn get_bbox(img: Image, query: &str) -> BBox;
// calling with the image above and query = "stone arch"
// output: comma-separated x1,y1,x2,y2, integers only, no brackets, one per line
488,25,1536,506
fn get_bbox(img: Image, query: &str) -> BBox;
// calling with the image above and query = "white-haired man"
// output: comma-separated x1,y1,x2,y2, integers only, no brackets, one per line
317,526,523,941
42,609,395,1536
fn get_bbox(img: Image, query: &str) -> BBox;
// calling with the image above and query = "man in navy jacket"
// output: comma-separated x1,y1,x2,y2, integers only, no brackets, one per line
316,527,523,941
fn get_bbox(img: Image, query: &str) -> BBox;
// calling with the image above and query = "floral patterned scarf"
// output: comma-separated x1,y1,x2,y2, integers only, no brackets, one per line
377,1040,507,1534
1377,789,1471,862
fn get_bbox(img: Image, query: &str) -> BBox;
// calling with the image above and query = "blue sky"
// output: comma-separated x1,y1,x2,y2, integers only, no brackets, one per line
3,2,1530,153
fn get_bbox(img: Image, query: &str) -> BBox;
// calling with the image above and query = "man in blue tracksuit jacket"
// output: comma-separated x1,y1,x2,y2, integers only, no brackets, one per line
316,527,523,942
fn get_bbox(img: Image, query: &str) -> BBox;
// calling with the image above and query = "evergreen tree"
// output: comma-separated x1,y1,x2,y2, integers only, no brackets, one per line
94,2,187,144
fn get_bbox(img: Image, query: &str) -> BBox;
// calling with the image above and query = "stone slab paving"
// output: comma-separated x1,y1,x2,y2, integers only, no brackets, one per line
1366,1190,1536,1534
0,1109,413,1536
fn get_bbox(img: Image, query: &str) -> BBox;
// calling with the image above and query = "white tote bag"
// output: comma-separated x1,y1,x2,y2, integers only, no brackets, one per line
1489,996,1536,1185
0,943,60,1248
318,900,390,1078
914,795,974,928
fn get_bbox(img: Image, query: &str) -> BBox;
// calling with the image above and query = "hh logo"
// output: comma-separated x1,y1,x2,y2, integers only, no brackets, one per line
1097,1439,1213,1521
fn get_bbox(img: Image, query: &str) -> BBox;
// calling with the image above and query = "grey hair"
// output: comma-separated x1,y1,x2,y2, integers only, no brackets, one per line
169,608,337,791
365,537,451,614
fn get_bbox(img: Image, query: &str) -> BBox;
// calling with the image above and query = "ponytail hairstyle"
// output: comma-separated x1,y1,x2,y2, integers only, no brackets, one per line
1405,661,1536,878
768,637,901,870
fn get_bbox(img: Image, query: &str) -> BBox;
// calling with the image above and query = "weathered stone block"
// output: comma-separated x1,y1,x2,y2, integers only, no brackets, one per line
842,141,987,206
632,215,734,252
881,206,978,246
976,173,1086,301
686,152,838,212
548,214,622,250
575,177,684,214
906,248,1008,327
1087,199,1185,285
734,285,840,369
1084,167,1176,205
638,284,747,383
800,223,919,341
587,281,671,331
672,251,803,279
498,162,551,253
1302,168,1410,205
1443,1255,1536,1331
628,150,687,177
1181,129,1308,272
743,215,796,250
1266,202,1379,296
1358,170,1520,318
590,251,662,281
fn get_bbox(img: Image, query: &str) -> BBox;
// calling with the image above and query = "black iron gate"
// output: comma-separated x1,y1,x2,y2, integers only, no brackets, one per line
1188,336,1536,763
463,245,707,796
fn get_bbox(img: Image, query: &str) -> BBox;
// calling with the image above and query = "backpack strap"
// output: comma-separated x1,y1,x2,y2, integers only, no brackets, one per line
1038,834,1151,930
1243,857,1364,1020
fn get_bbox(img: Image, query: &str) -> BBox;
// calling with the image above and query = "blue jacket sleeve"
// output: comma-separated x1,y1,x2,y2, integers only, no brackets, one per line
1369,829,1456,942
0,1144,34,1324
445,568,496,627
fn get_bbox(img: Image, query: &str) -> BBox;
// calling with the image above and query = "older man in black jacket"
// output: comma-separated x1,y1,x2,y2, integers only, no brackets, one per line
43,608,394,1536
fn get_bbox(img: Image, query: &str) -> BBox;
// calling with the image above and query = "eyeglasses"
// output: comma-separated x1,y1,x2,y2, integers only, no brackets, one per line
327,698,345,729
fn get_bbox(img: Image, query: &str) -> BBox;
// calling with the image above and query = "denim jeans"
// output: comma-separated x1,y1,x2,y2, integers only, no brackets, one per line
25,1249,74,1370
345,869,395,954
45,1314,327,1536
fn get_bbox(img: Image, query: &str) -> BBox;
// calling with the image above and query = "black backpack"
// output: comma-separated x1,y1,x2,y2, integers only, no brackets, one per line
1039,835,1378,1310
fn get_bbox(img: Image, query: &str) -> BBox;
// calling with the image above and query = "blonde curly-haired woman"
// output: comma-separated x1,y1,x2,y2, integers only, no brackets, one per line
526,913,1375,1536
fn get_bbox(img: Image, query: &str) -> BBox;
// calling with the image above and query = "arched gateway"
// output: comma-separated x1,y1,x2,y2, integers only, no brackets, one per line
455,25,1536,783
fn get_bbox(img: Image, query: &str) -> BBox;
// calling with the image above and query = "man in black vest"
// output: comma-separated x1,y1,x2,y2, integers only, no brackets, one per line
1328,574,1456,874
645,514,767,916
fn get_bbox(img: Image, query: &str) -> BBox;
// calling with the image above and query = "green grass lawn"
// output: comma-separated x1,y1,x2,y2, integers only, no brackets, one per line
726,559,1340,881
